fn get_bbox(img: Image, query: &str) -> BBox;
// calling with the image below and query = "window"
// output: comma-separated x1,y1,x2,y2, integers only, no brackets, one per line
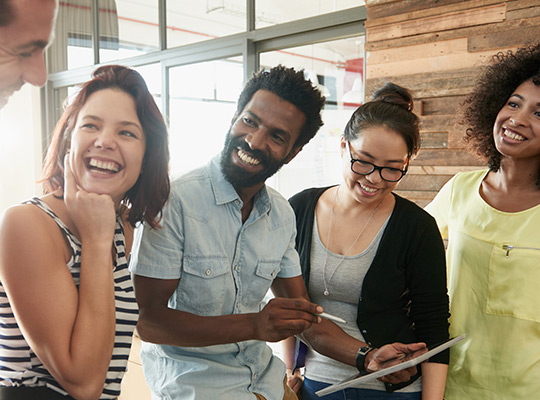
168,58,243,177
44,2,366,197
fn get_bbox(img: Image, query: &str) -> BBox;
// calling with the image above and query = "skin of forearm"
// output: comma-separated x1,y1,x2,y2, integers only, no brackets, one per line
137,307,260,347
55,242,116,395
301,320,365,366
421,362,448,400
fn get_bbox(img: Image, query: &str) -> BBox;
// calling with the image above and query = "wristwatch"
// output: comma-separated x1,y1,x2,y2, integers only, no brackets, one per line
355,345,374,373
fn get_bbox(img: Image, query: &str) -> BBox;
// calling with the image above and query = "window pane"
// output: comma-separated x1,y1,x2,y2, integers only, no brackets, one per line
168,58,243,178
167,1,246,48
47,1,160,73
259,35,365,198
255,0,363,28
133,63,163,113
100,0,159,63
48,0,95,72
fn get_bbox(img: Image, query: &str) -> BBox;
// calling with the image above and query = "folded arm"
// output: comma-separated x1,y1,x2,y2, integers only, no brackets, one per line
0,201,117,400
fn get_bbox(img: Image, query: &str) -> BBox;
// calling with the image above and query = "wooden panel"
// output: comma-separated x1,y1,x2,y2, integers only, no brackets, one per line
506,6,540,20
363,0,540,200
367,0,504,27
468,25,540,52
420,115,457,133
366,38,467,64
366,0,403,6
412,149,485,166
414,199,433,208
419,95,467,116
366,14,540,51
398,174,454,191
421,132,448,149
366,69,477,99
506,0,540,12
366,47,504,79
407,165,480,174
448,130,469,149
394,189,440,200
366,4,506,42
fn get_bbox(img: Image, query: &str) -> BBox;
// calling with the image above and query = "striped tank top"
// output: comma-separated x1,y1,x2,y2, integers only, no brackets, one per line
0,198,139,398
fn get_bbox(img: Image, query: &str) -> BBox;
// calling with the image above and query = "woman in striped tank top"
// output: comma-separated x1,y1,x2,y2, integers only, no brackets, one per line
0,65,170,399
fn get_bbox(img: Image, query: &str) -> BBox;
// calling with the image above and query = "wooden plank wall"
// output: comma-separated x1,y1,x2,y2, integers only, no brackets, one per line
364,0,540,206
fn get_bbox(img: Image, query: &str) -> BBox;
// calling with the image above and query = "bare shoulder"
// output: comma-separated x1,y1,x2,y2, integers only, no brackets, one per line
0,202,70,273
0,202,51,237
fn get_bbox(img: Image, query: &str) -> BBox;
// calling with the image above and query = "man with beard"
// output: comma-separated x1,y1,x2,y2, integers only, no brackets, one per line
0,0,57,110
130,66,427,400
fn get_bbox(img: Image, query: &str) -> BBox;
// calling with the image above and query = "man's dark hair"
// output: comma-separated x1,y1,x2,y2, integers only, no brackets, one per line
0,0,15,27
462,42,540,186
236,65,326,149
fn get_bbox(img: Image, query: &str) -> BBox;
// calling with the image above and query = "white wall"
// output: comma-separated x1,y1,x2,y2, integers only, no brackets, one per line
0,85,44,213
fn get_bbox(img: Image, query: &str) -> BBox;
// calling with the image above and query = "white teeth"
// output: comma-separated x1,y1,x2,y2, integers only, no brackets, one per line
503,129,525,141
237,148,260,165
89,158,120,172
360,183,378,193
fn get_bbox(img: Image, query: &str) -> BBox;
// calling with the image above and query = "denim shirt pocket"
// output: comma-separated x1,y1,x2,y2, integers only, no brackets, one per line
486,243,540,322
242,260,280,306
177,256,233,315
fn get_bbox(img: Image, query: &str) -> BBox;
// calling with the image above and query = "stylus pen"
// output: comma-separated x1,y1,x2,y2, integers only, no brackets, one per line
318,312,347,324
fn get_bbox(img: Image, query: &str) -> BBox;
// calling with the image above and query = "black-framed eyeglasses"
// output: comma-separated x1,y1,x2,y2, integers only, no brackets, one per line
346,141,407,182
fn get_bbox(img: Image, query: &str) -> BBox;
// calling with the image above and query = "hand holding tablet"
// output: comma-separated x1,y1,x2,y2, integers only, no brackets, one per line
316,334,466,397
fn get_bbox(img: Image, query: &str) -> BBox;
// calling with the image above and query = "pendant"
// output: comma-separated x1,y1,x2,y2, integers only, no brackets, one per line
323,289,329,296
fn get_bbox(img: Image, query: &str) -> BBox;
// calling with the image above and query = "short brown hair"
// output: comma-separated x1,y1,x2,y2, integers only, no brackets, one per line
0,0,15,26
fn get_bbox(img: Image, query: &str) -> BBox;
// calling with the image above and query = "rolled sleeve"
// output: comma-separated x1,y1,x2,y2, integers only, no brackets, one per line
277,227,302,279
129,189,184,279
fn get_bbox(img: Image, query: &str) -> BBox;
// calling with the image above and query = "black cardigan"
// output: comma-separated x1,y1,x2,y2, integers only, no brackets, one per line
290,187,450,391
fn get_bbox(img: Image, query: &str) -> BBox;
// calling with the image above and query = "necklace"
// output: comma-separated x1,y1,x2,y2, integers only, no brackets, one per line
321,185,384,296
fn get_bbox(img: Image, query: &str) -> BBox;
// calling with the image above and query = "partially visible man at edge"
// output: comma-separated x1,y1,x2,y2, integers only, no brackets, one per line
0,0,57,110
129,65,428,400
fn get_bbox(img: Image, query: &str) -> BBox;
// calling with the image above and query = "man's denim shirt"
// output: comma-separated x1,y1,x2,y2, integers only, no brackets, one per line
130,155,301,400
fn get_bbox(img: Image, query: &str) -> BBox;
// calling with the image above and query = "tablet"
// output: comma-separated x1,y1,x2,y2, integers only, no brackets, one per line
315,334,466,397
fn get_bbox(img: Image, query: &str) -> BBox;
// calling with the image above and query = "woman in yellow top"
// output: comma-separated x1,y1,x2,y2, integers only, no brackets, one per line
426,43,540,399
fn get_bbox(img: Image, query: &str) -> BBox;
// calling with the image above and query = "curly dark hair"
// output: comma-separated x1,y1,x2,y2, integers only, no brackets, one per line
236,65,326,149
41,65,170,229
344,82,420,158
462,43,540,185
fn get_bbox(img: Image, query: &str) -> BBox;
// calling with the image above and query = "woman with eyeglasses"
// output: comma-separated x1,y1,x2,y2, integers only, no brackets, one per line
284,82,450,400
426,43,540,399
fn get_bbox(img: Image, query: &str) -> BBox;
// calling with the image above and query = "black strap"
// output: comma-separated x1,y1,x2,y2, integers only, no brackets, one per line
0,386,75,400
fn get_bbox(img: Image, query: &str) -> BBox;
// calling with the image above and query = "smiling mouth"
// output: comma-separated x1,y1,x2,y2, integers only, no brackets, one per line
236,148,261,166
503,129,526,141
359,182,378,193
87,158,121,173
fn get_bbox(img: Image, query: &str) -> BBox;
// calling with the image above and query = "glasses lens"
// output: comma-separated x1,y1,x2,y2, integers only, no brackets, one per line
351,160,374,175
380,168,404,182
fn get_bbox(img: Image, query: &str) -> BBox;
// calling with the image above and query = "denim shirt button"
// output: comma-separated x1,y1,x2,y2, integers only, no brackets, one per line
234,265,238,271
205,269,211,275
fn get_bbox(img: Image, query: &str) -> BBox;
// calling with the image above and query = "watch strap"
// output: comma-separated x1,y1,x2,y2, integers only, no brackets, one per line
355,345,374,373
